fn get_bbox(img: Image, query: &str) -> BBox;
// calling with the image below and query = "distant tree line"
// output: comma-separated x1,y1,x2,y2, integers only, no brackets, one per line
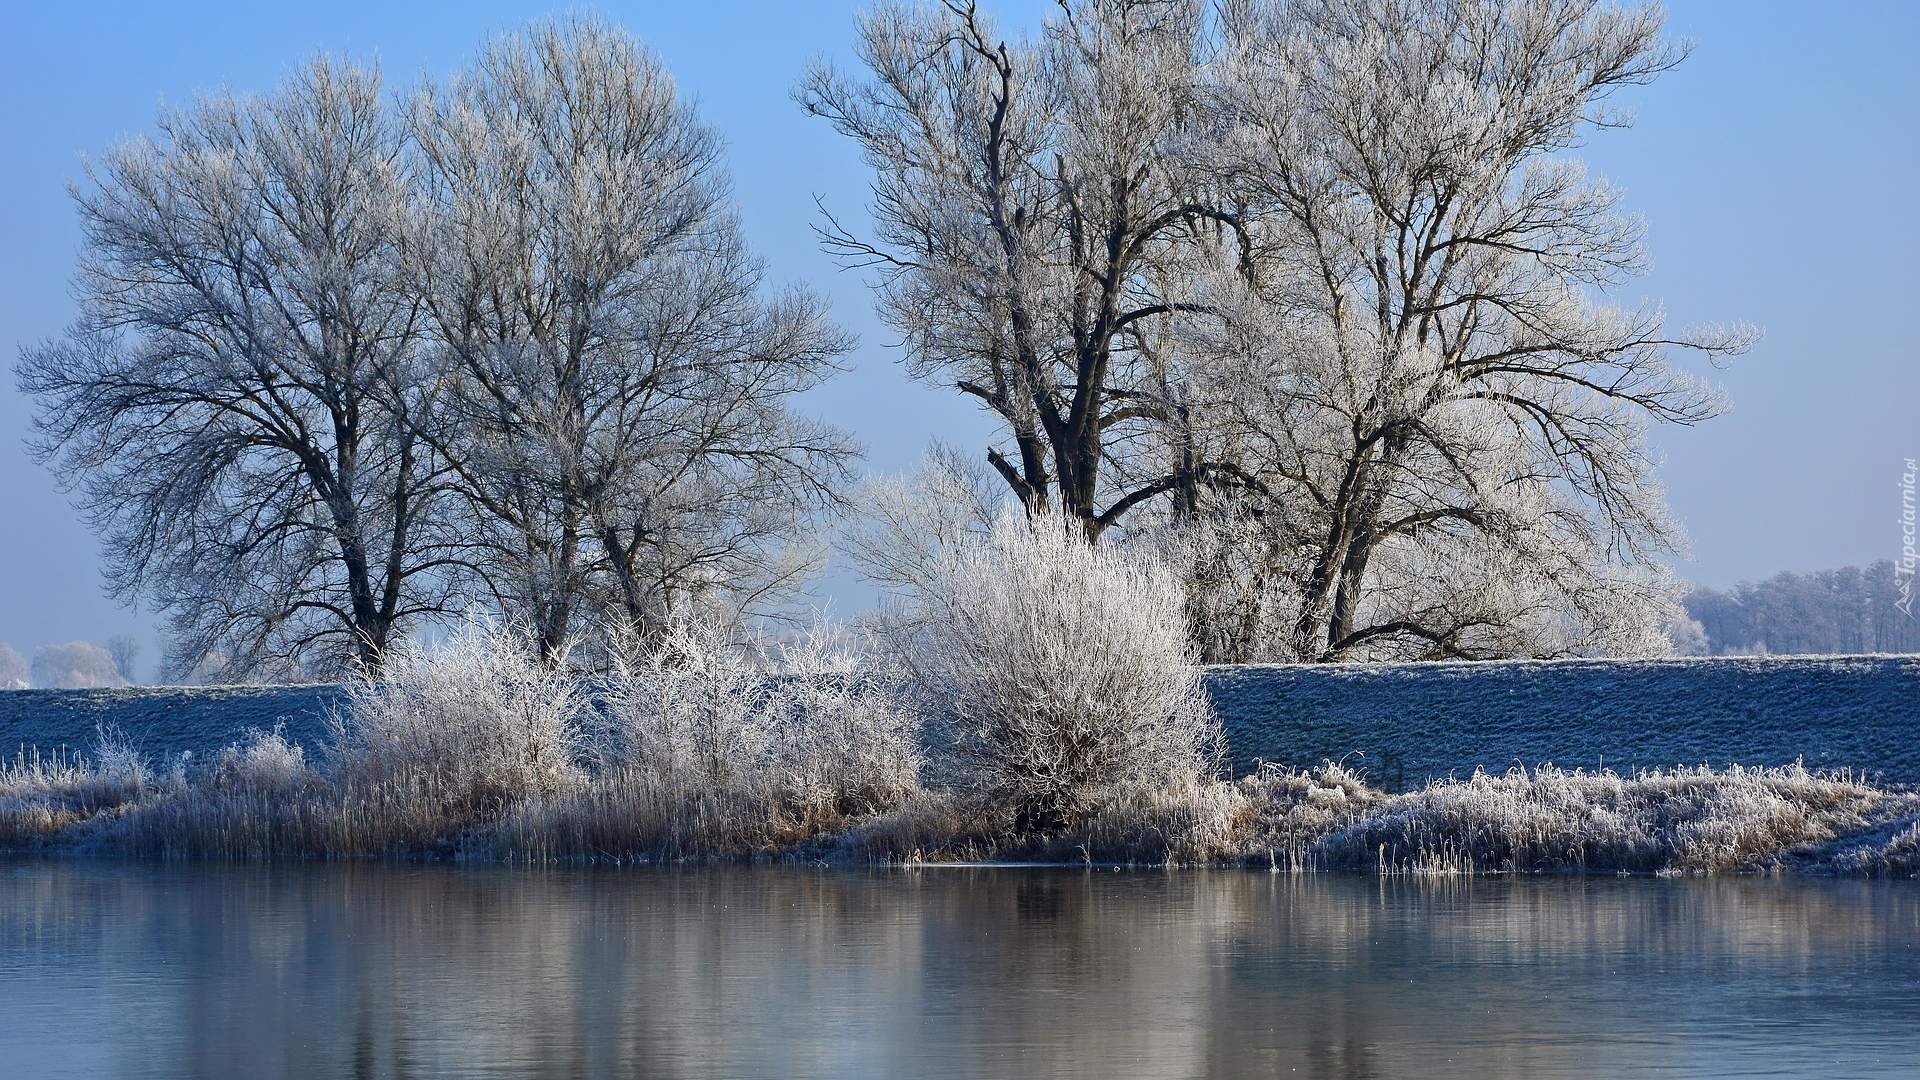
1685,562,1920,656
0,635,142,689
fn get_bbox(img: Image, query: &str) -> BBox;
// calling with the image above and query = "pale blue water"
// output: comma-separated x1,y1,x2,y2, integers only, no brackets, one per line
0,863,1914,1078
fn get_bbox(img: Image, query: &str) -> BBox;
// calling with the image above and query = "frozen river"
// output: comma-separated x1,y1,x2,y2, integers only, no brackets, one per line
1,862,1915,1078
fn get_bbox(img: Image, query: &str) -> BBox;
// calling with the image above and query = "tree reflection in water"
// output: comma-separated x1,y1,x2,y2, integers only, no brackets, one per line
0,864,1914,1079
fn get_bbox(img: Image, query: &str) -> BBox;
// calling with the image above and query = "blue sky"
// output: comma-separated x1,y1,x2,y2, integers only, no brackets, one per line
1,1,1915,663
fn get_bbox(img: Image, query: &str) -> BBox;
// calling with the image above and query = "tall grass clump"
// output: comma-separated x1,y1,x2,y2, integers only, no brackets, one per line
115,725,333,858
489,617,922,859
1304,764,1905,874
328,621,585,846
885,511,1222,833
1236,762,1391,870
0,727,146,848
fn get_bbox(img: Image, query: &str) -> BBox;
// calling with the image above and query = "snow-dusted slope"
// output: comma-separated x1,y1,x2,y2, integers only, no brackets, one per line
0,685,347,765
1,656,1914,790
1207,656,1920,789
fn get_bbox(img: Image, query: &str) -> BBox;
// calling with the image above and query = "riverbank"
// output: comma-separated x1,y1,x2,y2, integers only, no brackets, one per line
6,625,1916,875
5,741,1915,875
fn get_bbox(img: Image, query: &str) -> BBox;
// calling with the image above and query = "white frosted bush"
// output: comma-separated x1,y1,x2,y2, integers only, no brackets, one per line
600,617,769,795
889,511,1220,826
598,616,920,831
92,724,146,791
766,624,922,819
212,727,314,792
333,621,583,814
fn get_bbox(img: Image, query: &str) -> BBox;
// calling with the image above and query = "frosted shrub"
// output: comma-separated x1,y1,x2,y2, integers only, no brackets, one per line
210,727,315,793
890,511,1220,827
591,617,920,849
769,625,922,822
91,724,146,794
600,617,769,798
115,726,326,859
333,622,583,817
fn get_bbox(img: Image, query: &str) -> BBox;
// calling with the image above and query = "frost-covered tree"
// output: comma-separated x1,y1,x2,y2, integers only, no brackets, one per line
23,20,864,679
105,632,141,684
17,58,457,681
815,0,1736,664
1686,564,1920,655
31,642,127,689
801,0,1232,539
414,16,859,661
0,645,27,689
1166,0,1750,661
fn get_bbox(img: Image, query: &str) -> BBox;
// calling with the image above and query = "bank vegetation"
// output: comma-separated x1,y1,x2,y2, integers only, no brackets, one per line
3,516,1912,876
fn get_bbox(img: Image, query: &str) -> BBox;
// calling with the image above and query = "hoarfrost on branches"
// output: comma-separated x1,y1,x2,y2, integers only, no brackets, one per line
814,0,1752,662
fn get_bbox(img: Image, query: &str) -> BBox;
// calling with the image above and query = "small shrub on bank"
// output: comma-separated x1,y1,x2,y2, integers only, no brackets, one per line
489,618,922,859
332,622,584,822
888,511,1221,830
599,618,919,825
209,726,314,793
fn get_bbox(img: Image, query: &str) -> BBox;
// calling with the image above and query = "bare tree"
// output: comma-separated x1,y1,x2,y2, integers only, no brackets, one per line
413,15,860,662
106,633,141,684
822,0,1746,664
0,645,27,689
31,642,127,689
17,58,457,680
1147,0,1749,661
801,0,1232,540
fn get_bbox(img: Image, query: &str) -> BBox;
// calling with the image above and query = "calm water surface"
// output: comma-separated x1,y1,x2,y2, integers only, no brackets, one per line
0,862,1914,1078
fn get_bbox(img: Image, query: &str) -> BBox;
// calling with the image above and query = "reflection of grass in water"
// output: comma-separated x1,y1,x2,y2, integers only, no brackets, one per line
3,864,1912,1080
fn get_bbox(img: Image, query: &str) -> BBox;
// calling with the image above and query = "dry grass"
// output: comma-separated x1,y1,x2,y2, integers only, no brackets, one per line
0,728,146,848
8,739,1915,875
1282,763,1917,875
1809,809,1920,877
821,761,1920,875
1235,762,1392,870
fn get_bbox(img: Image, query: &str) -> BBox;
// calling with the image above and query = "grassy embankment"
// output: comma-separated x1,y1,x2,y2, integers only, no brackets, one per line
4,727,1914,875
7,516,1915,877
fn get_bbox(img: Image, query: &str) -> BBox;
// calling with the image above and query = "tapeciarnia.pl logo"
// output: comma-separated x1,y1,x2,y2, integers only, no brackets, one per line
1899,458,1917,617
